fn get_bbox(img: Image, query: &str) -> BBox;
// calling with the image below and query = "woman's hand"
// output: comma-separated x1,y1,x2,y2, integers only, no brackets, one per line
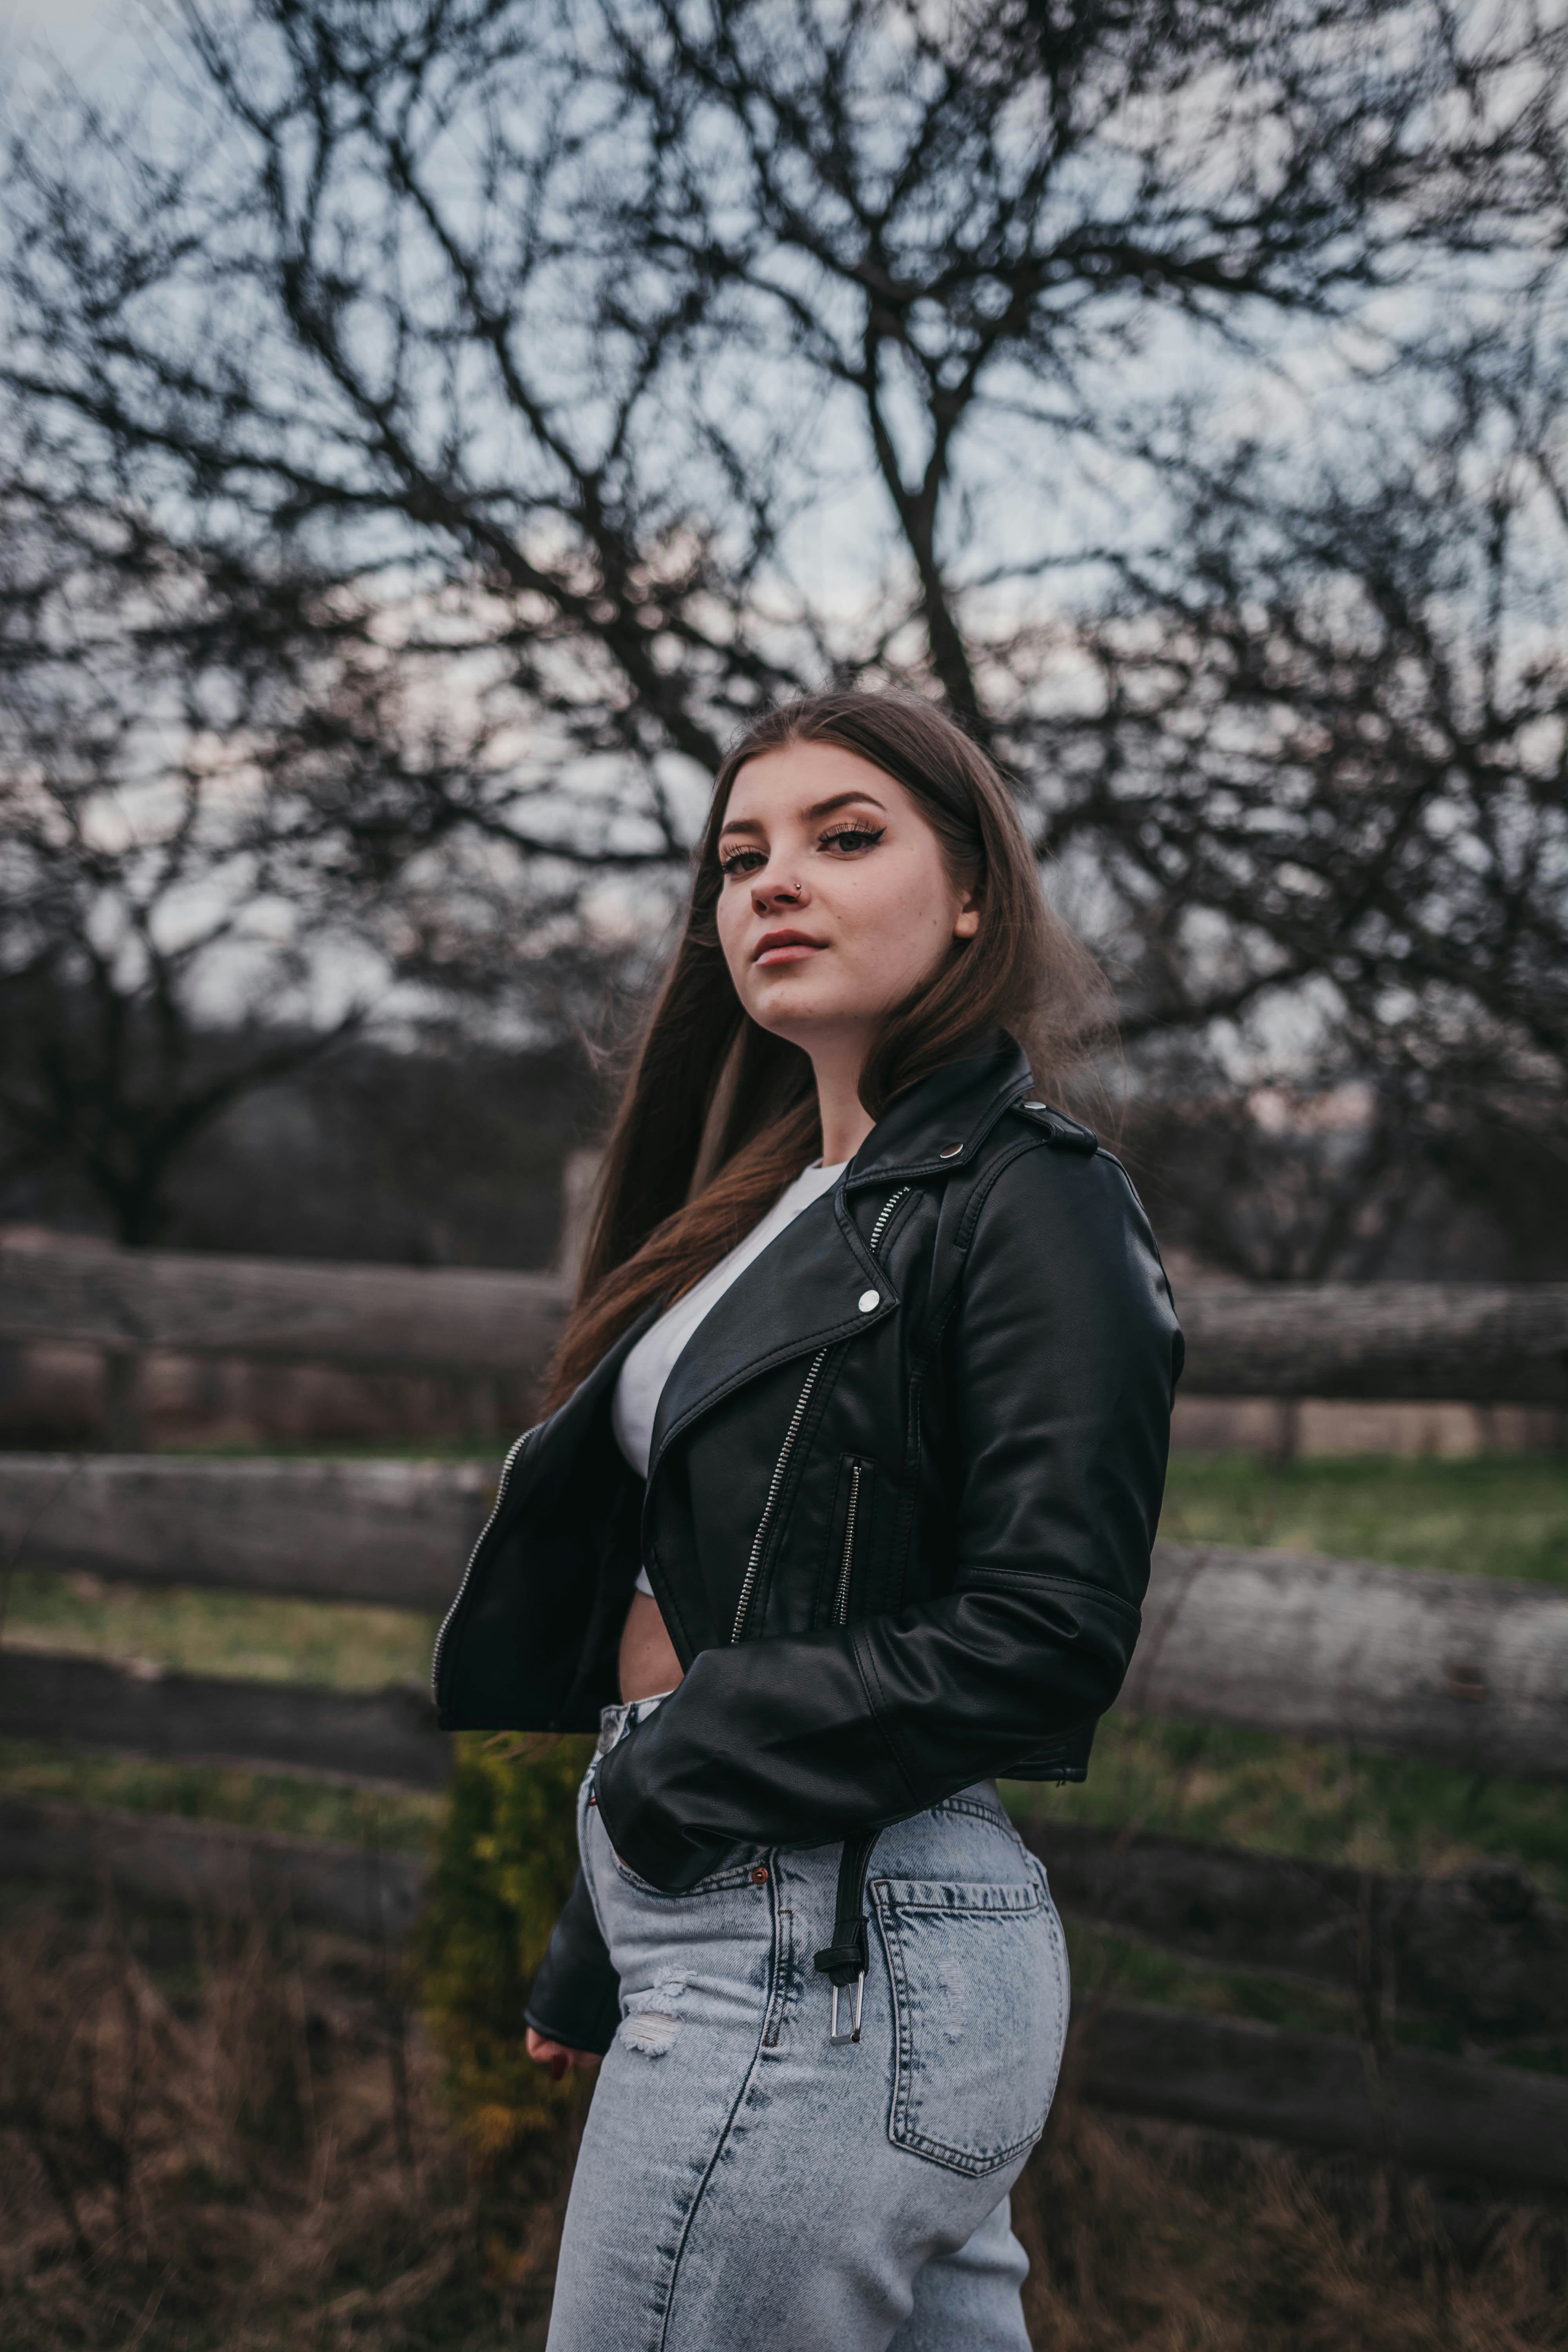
526,2025,601,2082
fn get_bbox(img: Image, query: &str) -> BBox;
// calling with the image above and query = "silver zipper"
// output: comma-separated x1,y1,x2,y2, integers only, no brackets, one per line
731,1347,826,1641
833,1462,863,1626
868,1187,909,1253
430,1423,538,1700
731,1187,909,1646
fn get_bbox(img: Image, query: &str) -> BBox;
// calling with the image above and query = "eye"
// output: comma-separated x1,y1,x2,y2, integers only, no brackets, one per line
820,823,885,855
719,846,767,877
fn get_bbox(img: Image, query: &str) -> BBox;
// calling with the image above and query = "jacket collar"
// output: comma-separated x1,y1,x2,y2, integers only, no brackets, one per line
645,1033,1033,1475
842,1032,1032,1190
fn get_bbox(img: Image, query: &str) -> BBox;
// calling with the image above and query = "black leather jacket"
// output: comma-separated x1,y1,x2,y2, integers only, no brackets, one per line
432,1037,1183,2049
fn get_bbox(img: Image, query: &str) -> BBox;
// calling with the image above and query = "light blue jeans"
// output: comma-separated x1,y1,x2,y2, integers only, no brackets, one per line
546,1703,1069,2351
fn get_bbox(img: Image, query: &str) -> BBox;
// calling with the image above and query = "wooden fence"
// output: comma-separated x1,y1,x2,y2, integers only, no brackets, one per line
5,1236,1568,1398
2,1241,1566,2190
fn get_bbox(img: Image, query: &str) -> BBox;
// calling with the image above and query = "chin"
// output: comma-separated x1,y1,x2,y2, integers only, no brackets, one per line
747,991,879,1049
747,974,827,1019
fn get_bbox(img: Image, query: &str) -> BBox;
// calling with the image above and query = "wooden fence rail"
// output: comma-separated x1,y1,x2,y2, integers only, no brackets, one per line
4,1784,1561,2047
0,1454,493,1609
1073,2007,1568,2192
0,1795,427,1942
1174,1281,1568,1403
6,1240,1568,1399
1129,1541,1568,1781
2,1792,1564,2190
5,1456,1566,1780
0,1650,449,1791
0,1241,564,1376
1034,1821,1568,2040
4,1239,1567,2186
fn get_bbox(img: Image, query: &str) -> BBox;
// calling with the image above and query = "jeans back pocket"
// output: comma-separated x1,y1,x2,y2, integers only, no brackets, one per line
871,1871,1067,2178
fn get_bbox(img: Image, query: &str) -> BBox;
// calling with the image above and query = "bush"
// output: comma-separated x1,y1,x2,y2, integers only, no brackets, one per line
417,1733,596,2175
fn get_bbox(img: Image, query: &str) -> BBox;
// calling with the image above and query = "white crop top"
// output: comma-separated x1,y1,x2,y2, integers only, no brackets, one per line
615,1158,847,1596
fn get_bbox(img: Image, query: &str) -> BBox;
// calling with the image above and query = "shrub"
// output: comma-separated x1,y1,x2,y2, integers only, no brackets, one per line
416,1732,596,2174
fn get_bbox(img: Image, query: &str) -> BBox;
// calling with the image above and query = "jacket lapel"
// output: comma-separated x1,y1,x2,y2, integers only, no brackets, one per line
647,1185,891,1471
645,1037,1033,1476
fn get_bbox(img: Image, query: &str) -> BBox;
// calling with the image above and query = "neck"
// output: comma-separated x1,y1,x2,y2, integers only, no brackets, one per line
809,1036,877,1166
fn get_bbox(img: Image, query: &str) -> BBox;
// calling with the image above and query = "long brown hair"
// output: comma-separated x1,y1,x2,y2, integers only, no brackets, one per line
544,691,1107,1408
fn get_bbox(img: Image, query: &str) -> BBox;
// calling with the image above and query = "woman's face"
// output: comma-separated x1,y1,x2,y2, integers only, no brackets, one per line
713,742,978,1062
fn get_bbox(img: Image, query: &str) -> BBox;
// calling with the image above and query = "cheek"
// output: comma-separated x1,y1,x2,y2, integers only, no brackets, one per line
836,855,951,971
715,887,751,983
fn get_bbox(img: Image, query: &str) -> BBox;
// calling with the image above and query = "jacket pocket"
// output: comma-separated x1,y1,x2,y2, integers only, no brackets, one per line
821,1453,880,1627
871,1871,1067,2178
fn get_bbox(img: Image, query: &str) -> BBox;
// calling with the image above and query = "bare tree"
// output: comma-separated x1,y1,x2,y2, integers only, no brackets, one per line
0,496,371,1240
1021,345,1568,1274
6,0,1557,819
2,1,1565,1254
0,482,661,1239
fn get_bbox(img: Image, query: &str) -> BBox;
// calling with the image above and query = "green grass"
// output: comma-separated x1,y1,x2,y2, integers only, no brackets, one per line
1160,1451,1568,1586
1007,1711,1568,1900
0,1566,436,1688
0,1737,442,1851
0,1501,443,1852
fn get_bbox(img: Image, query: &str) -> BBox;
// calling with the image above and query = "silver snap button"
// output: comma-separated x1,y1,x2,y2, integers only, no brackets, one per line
857,1289,880,1313
1022,1100,1045,1111
938,1142,962,1158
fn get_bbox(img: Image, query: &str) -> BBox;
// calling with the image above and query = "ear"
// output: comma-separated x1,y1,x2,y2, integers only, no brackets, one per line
953,904,980,939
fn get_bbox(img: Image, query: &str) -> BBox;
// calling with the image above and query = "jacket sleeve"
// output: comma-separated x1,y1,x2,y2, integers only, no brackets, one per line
523,1865,623,2055
596,1145,1182,1893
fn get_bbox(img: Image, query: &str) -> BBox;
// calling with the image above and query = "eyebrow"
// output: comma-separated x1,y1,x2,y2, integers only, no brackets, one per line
717,790,889,840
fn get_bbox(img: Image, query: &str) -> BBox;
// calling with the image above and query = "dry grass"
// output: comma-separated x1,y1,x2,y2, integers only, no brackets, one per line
1013,2099,1568,2352
2,1895,1565,2352
0,1892,582,2352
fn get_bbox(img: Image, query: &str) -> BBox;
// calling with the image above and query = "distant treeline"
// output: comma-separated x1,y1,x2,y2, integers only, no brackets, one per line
0,1034,599,1273
3,1021,1563,1287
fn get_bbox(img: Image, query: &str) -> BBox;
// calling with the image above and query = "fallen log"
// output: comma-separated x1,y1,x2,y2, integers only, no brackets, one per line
0,1649,451,1790
1024,1819,1568,2038
1075,2003,1568,2190
0,1453,489,1610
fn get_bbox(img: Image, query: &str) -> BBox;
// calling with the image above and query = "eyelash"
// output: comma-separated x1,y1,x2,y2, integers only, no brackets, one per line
719,823,885,878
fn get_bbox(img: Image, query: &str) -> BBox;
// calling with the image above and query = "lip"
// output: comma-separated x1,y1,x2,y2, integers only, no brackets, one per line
753,929,827,967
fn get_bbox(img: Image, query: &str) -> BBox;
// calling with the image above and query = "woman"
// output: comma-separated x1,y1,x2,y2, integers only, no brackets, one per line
433,691,1182,2350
